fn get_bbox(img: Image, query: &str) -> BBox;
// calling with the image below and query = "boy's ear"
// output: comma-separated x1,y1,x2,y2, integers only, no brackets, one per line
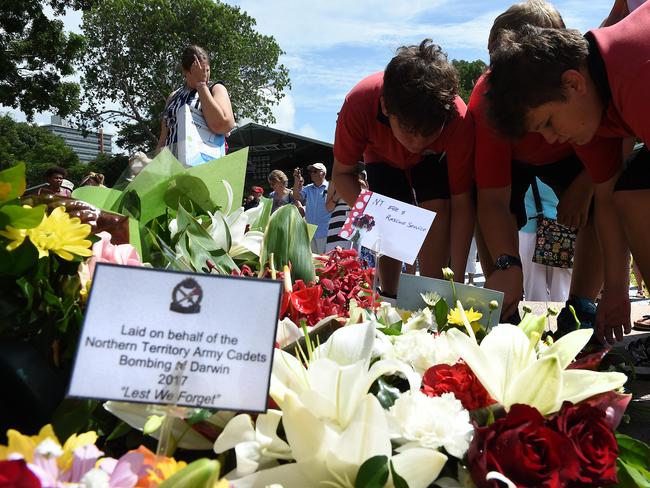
561,69,587,95
380,96,388,116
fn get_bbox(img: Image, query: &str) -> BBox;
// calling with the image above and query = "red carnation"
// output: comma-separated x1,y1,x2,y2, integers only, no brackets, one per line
422,362,496,411
468,404,580,488
551,402,619,486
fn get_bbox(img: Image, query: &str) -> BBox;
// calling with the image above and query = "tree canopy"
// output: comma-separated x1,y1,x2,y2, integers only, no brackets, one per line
452,59,488,104
0,114,81,186
77,0,290,152
0,0,92,120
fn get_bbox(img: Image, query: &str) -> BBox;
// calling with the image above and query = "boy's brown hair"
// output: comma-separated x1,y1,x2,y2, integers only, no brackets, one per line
485,26,589,138
383,39,459,136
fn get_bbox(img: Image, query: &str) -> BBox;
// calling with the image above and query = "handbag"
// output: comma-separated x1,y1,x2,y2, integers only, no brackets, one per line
530,179,576,268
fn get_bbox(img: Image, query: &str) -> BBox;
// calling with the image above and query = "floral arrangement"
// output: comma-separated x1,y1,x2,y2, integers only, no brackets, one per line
2,154,650,488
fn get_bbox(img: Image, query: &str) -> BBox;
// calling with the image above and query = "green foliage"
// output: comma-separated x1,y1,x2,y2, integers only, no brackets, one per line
0,114,81,187
452,59,487,103
0,0,92,119
261,204,316,283
355,455,389,488
77,0,290,152
614,433,650,487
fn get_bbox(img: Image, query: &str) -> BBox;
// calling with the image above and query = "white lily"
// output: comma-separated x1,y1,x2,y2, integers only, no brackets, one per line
447,324,627,414
214,410,292,478
271,323,420,428
207,207,264,259
230,392,447,488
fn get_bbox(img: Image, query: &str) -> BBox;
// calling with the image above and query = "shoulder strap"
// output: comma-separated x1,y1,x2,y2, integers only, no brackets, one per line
530,179,543,216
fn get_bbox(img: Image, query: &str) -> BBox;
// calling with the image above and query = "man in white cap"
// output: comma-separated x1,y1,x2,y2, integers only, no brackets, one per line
293,162,332,253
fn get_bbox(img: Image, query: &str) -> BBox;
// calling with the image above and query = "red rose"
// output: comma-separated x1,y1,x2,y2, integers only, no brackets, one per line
0,460,41,488
468,404,580,488
551,402,619,486
422,362,495,410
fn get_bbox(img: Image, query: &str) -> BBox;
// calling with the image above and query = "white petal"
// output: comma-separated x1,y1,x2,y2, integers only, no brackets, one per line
506,354,561,414
540,329,592,369
390,448,447,488
213,414,255,453
558,370,628,411
314,322,375,365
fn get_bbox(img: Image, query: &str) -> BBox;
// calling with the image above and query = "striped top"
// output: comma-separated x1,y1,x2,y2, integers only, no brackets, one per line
326,199,352,252
162,82,222,147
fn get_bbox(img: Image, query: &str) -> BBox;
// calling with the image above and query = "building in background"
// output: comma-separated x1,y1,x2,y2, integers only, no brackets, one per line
227,122,333,190
43,116,113,163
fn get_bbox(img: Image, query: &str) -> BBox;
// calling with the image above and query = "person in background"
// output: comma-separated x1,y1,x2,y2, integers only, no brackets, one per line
38,166,71,197
293,163,331,254
267,170,294,213
80,172,105,187
332,39,475,299
519,178,572,301
325,164,369,253
156,45,235,153
632,260,646,298
243,186,264,210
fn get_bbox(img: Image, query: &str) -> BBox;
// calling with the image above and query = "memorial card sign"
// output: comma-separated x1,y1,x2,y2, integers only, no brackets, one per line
177,104,226,167
68,264,281,412
339,190,436,264
397,274,504,329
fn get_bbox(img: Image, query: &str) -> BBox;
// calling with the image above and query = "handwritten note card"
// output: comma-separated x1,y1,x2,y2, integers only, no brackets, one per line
68,264,281,412
339,190,436,264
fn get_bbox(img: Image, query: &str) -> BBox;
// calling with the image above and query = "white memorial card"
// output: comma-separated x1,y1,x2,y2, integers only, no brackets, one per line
68,264,281,412
339,190,436,264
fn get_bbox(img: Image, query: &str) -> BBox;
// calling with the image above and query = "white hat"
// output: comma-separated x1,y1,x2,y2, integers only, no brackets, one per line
307,162,327,174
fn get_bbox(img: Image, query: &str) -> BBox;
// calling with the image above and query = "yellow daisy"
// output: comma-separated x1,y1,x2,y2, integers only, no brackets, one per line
447,306,484,333
0,224,28,251
0,424,58,462
28,206,93,260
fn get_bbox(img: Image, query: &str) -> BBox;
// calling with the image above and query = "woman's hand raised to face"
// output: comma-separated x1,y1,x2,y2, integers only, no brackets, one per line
189,55,210,89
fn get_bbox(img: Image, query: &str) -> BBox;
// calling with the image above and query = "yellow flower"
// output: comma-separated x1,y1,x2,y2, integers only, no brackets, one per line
0,424,58,462
0,424,97,470
0,225,28,251
448,306,484,333
28,206,93,260
145,458,189,485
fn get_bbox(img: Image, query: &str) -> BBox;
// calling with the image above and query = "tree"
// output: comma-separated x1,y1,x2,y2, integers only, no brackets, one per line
452,59,488,104
77,0,290,153
0,114,83,187
0,1,93,120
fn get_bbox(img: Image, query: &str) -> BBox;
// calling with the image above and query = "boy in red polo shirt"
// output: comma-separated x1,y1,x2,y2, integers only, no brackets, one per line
484,1,650,343
471,1,607,330
332,39,474,297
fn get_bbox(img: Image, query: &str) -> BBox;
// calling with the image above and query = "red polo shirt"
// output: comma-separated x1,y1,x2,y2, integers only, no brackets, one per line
470,73,622,187
591,0,650,145
333,71,474,195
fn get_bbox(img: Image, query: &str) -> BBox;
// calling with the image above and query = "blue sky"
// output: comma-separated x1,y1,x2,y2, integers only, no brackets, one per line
3,0,613,147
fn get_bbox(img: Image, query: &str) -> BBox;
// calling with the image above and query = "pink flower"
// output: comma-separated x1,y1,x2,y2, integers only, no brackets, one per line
89,231,142,276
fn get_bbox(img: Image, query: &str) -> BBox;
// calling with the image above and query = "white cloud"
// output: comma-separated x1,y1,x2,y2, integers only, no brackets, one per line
296,123,319,140
269,93,296,132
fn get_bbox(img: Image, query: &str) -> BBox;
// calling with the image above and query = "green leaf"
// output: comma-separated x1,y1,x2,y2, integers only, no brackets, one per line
0,204,45,229
15,277,35,310
617,433,650,471
615,458,650,487
51,399,98,441
187,409,212,426
164,174,213,214
372,378,401,409
118,190,142,220
434,298,449,328
261,204,315,283
389,460,409,488
107,421,133,441
0,163,27,204
355,455,389,488
378,327,402,336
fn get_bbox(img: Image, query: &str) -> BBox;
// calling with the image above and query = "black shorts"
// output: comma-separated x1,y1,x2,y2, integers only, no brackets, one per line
510,154,584,229
365,153,450,205
615,144,650,191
